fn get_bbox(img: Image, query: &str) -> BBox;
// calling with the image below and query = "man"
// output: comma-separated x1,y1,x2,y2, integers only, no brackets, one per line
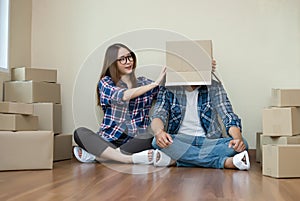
150,79,250,170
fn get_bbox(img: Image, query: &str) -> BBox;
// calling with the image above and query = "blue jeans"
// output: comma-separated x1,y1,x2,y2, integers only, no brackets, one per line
152,134,249,169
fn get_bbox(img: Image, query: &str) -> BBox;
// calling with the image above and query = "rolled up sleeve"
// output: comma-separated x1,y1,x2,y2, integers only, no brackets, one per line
99,77,128,106
151,86,170,125
210,81,242,134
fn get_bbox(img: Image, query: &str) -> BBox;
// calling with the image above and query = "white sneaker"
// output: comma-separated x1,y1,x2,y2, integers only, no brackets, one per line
153,150,171,167
73,146,96,163
233,150,250,170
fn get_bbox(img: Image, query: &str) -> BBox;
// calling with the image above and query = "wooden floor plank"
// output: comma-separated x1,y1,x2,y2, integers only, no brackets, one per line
1,151,300,201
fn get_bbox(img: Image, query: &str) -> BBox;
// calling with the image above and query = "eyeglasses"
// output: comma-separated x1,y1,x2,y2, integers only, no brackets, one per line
117,55,133,65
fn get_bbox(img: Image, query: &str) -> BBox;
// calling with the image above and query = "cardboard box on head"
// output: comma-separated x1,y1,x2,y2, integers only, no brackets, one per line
165,40,212,86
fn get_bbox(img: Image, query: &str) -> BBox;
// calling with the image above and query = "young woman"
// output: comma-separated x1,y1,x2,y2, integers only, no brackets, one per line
73,43,170,166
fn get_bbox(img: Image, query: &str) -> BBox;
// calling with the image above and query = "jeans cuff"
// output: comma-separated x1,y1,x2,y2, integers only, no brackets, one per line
220,156,229,169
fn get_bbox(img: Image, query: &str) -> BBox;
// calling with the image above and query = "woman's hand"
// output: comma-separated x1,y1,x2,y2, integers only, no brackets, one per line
154,66,167,86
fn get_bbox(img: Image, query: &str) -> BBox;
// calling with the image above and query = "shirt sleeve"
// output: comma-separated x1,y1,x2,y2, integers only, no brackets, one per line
151,86,170,125
209,81,242,134
139,76,159,96
98,77,127,106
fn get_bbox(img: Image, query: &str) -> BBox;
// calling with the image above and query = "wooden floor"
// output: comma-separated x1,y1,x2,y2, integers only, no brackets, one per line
1,150,300,201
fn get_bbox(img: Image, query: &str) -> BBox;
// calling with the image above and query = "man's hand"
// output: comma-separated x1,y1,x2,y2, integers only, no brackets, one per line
155,130,173,148
228,138,246,152
212,59,217,72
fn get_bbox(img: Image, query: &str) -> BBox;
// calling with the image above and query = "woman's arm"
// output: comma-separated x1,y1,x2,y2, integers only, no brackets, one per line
122,82,158,101
122,66,166,101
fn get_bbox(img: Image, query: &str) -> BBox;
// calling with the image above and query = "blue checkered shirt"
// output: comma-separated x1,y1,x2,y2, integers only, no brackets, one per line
98,76,158,143
152,80,242,138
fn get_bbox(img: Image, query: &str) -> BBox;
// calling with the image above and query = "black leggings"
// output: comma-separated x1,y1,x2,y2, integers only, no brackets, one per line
73,127,153,156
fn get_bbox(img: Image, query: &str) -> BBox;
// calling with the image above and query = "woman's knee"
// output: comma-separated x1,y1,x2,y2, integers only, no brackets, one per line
73,127,95,148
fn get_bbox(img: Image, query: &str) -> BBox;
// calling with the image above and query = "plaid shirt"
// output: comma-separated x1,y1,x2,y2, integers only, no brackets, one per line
152,80,242,138
98,76,158,143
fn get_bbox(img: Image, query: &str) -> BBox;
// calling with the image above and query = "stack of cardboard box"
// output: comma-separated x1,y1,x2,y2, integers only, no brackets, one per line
0,67,72,171
261,89,300,178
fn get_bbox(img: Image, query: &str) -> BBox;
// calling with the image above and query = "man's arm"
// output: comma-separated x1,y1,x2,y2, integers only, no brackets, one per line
150,86,174,148
151,86,170,128
210,81,242,135
151,118,173,148
228,126,246,152
210,81,246,152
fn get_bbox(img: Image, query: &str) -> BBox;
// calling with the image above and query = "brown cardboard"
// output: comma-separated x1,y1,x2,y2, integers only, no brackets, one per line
0,113,38,131
165,40,212,86
54,134,73,161
0,78,3,102
262,107,300,136
256,132,262,163
0,131,54,171
261,135,300,145
0,101,33,115
271,89,300,107
260,135,300,164
33,103,62,134
11,67,57,83
262,144,300,178
0,72,9,102
4,81,61,103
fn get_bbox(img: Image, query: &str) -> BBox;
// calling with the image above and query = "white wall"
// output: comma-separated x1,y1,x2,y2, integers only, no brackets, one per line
10,0,31,68
31,0,300,148
0,0,32,101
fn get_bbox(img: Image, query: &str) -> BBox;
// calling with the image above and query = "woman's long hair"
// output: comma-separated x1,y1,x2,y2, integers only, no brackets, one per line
96,43,137,106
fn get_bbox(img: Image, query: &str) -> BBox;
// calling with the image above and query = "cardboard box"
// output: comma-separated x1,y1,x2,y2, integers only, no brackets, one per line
33,103,62,134
4,81,61,103
11,67,57,83
0,101,33,115
271,88,300,107
0,113,38,131
262,144,300,178
0,131,54,171
0,82,2,102
256,132,263,163
262,107,300,136
165,40,212,86
261,135,300,145
54,134,73,161
260,135,300,164
0,72,9,101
